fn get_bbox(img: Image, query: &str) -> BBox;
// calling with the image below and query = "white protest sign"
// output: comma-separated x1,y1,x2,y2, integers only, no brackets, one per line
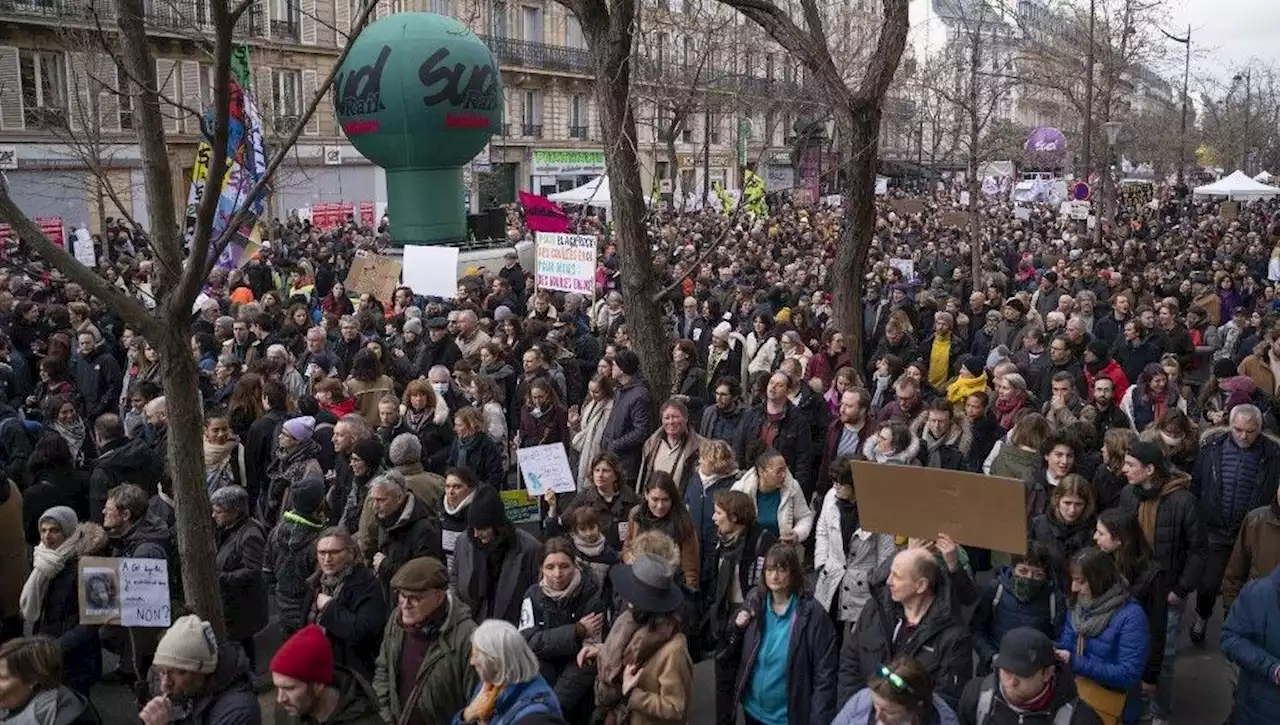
402,245,460,298
959,191,971,206
516,443,577,495
1013,206,1031,221
73,228,96,268
535,232,596,294
78,557,171,627
889,257,915,280
1068,201,1090,220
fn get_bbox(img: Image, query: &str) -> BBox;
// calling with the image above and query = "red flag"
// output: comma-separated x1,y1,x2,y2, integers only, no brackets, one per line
519,190,570,233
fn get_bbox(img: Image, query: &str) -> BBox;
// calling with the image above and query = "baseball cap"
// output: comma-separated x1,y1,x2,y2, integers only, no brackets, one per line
993,627,1056,678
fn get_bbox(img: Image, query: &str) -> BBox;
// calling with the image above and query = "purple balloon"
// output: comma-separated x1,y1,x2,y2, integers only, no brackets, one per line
1025,127,1068,162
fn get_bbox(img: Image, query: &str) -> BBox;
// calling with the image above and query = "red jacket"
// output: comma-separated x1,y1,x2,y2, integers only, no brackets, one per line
1084,359,1130,405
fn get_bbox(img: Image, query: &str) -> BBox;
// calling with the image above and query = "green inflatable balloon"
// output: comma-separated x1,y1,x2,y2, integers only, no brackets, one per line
334,13,503,245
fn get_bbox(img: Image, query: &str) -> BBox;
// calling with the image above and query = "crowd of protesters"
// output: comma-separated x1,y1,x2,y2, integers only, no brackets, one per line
0,184,1277,725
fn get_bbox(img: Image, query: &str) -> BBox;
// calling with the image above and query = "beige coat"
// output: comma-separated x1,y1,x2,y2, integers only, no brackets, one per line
625,632,692,725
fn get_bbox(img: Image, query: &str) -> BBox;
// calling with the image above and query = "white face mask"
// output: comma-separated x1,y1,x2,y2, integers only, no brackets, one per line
432,383,449,397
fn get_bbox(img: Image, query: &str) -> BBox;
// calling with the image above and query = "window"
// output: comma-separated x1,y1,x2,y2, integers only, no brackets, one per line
682,37,692,67
116,65,134,130
521,89,542,136
270,0,298,38
199,63,216,111
272,69,301,131
656,32,667,70
569,94,586,138
565,14,584,48
765,53,774,79
492,0,507,36
521,5,542,42
19,51,67,128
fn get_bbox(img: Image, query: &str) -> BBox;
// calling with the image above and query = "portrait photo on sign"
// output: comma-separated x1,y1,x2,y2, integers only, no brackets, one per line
82,567,120,615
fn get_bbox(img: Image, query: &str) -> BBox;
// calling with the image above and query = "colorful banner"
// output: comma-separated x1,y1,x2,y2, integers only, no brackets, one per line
535,232,595,294
312,202,356,229
359,201,375,226
519,190,570,234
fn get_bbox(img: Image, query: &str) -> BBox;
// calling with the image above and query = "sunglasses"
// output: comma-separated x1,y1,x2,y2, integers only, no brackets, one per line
878,665,916,699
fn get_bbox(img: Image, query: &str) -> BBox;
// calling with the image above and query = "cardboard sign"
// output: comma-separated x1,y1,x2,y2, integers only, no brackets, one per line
890,199,925,216
1221,201,1240,219
516,443,577,495
535,232,596,294
402,245,459,298
851,461,1027,554
344,249,402,302
501,489,540,524
78,556,172,627
940,212,969,229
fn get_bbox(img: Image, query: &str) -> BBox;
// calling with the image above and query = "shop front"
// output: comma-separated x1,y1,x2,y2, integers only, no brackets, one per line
530,149,607,195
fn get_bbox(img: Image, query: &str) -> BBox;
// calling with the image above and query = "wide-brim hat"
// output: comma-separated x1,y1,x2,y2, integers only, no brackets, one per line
610,554,684,614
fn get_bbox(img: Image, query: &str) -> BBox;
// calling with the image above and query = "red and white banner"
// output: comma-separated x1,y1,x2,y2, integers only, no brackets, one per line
359,201,375,227
0,218,65,248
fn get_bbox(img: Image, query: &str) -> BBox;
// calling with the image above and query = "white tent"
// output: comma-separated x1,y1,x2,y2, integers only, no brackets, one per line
1255,170,1275,183
548,175,611,209
1192,170,1280,200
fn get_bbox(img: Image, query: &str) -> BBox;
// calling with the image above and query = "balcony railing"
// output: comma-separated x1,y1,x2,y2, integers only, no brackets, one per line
270,18,298,39
521,123,543,138
479,35,593,74
569,125,588,140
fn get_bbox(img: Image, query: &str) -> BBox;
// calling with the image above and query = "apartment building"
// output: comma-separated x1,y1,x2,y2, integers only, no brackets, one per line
0,0,911,227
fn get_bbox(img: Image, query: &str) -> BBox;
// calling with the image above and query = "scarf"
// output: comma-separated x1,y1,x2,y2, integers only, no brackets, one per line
1069,581,1129,638
460,683,504,725
540,566,583,601
444,491,476,518
51,418,86,460
572,532,606,558
203,439,237,469
995,393,1026,430
319,564,354,596
947,373,988,406
20,529,82,623
1134,474,1188,549
836,497,861,550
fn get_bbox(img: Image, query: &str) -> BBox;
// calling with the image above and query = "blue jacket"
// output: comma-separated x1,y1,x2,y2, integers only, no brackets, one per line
1057,599,1149,724
969,568,1066,672
452,675,564,725
1221,566,1280,724
726,592,838,725
833,688,958,725
684,470,741,591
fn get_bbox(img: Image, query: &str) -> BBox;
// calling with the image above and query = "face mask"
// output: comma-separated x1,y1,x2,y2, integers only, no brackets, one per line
1160,432,1183,448
1010,575,1045,601
432,383,449,397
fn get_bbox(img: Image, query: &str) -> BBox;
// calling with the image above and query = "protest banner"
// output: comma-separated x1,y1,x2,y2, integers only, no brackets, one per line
78,557,171,627
890,199,924,217
940,212,969,229
73,228,96,268
850,462,1027,554
360,200,376,226
36,217,65,248
519,190,570,233
517,443,577,495
535,232,596,294
501,490,540,525
402,245,459,298
1221,201,1240,219
344,249,402,302
1013,206,1031,221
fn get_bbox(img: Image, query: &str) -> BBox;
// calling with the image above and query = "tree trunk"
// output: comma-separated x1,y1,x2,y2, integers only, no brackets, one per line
834,103,880,384
587,21,672,400
155,325,227,636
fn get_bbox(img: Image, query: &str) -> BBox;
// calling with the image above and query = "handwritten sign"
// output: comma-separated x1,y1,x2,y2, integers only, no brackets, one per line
535,232,595,294
517,443,576,495
501,489,540,525
344,249,402,302
73,228,96,268
78,557,171,627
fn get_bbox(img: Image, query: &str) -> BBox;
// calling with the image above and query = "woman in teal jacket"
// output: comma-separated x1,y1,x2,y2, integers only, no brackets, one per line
1056,548,1150,724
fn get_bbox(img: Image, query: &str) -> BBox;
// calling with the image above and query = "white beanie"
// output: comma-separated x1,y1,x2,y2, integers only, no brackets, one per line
153,615,218,674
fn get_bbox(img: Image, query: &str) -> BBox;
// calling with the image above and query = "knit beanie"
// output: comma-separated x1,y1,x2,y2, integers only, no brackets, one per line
38,506,78,539
1213,358,1238,381
153,615,219,674
282,416,316,442
958,354,983,377
403,318,423,336
353,438,385,469
290,477,326,518
269,624,333,685
614,349,640,377
467,485,506,529
1087,340,1110,361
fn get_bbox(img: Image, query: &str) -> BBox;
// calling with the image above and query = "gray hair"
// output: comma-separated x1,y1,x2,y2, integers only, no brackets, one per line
428,365,452,384
388,433,421,467
217,353,240,369
1230,404,1264,428
145,396,167,416
469,620,540,685
1002,373,1028,393
210,485,250,514
369,470,408,495
335,414,373,441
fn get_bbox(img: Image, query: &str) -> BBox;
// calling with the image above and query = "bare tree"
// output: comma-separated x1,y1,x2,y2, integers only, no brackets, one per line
0,0,377,636
708,0,909,377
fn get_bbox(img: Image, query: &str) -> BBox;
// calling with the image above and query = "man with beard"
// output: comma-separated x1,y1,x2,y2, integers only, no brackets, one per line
451,485,541,625
819,388,876,487
700,377,746,445
1079,377,1132,442
373,557,477,725
368,470,443,600
270,625,382,725
139,615,261,725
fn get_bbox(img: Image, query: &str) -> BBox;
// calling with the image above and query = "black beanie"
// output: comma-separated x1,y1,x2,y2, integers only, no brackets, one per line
1087,340,1110,361
290,477,326,518
353,438,385,469
1213,358,1238,381
614,349,641,377
467,485,507,529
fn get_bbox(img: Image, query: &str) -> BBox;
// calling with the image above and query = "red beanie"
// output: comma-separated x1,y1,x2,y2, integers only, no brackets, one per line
269,625,334,685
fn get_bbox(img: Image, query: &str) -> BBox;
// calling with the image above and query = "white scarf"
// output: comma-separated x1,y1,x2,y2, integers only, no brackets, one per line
20,529,82,624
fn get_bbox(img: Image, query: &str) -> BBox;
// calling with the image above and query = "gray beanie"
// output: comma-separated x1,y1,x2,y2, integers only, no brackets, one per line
403,318,424,336
39,506,78,538
494,306,514,322
388,432,421,466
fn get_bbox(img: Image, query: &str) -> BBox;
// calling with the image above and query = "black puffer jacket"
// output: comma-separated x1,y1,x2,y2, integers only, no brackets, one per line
265,510,325,635
88,436,154,524
838,559,974,709
733,401,814,490
1029,514,1095,582
374,493,443,597
1117,473,1207,599
304,564,388,679
518,566,607,717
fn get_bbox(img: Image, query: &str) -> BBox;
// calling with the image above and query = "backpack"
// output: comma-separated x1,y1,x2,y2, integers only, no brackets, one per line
974,677,1078,724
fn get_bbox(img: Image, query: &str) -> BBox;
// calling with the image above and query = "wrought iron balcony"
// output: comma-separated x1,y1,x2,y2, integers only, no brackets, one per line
568,125,588,140
521,123,543,138
270,19,298,39
479,35,592,74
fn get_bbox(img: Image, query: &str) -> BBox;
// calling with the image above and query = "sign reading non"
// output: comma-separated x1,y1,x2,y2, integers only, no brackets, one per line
535,232,595,294
78,556,171,627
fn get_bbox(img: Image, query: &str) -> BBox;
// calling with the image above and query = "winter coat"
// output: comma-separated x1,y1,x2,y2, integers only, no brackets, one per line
1221,566,1280,725
549,486,640,552
166,643,261,725
32,525,105,695
1083,360,1130,405
70,345,122,420
303,564,388,680
373,594,479,725
1057,598,1150,724
1021,465,1064,525
0,686,101,725
733,402,815,492
88,436,154,525
1029,514,1095,583
1119,384,1186,433
625,506,702,589
838,561,973,708
406,396,455,473
955,669,1103,725
838,688,959,725
1126,560,1167,685
672,366,707,425
637,429,703,498
860,430,922,467
1222,503,1280,611
452,526,543,625
703,524,775,650
986,443,1039,481
517,567,607,715
911,413,976,472
262,439,324,526
615,626,693,725
1116,474,1206,598
375,493,444,596
446,434,505,490
732,466,814,545
1191,430,1280,535
215,517,269,643
812,488,897,624
699,403,746,447
598,378,653,481
311,666,384,725
264,511,325,635
968,568,1066,673
724,592,838,725
685,470,742,591
452,676,565,725
818,419,877,488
